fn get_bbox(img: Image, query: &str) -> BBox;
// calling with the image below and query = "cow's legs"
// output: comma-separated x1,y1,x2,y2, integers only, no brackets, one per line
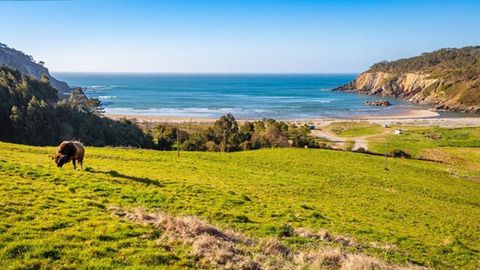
79,158,83,170
72,159,77,170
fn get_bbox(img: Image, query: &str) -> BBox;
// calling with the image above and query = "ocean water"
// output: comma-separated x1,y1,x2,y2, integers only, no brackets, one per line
54,73,422,120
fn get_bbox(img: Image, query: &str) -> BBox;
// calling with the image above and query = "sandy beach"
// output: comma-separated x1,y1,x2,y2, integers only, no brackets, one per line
106,114,219,123
354,109,440,119
105,108,480,128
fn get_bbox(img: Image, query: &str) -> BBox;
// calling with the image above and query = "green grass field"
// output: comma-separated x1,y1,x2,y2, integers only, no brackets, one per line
366,126,480,178
368,126,480,157
0,141,479,269
325,122,384,138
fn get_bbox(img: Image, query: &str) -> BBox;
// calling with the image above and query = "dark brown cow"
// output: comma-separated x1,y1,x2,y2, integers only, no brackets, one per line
52,141,85,169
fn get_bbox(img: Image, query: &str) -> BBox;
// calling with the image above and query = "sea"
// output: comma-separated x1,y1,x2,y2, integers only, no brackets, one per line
53,73,428,120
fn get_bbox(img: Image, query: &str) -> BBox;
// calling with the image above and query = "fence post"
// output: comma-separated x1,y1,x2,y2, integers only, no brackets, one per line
177,123,180,158
384,137,388,170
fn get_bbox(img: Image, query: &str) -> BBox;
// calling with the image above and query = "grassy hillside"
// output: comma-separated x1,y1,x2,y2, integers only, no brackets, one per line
0,142,479,269
368,126,480,156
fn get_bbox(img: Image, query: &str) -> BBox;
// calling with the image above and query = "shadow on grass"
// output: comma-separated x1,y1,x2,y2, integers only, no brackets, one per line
85,167,164,187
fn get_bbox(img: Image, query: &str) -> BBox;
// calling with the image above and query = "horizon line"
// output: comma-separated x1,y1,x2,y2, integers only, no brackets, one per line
51,71,360,75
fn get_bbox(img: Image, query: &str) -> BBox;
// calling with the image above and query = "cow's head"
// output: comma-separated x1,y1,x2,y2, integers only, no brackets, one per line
52,153,68,168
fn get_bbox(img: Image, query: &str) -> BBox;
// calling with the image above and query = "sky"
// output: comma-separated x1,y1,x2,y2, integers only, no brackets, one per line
0,0,479,73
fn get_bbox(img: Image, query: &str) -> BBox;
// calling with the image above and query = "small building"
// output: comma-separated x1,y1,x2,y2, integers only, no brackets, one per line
394,129,403,135
308,125,316,130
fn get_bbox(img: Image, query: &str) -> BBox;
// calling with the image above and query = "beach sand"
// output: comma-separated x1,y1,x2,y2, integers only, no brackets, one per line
105,108,480,128
354,109,440,119
106,114,218,123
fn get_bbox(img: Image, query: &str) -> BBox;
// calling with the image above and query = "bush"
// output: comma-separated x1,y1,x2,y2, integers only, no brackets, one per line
239,141,252,151
181,133,207,151
153,124,177,150
355,147,367,153
205,141,219,152
392,149,411,158
344,141,354,151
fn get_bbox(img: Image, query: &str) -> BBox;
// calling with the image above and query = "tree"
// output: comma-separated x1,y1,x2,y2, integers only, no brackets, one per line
181,132,207,151
213,113,240,152
239,121,254,142
290,124,319,148
153,124,177,150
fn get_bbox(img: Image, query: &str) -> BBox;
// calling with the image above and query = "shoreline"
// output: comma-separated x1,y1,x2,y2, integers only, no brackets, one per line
353,109,440,119
105,109,480,128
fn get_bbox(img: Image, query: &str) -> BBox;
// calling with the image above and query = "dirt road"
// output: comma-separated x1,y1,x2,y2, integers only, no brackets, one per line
311,129,391,151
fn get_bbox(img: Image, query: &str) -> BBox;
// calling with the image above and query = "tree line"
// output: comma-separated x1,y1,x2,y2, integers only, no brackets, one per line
151,114,325,152
369,46,480,80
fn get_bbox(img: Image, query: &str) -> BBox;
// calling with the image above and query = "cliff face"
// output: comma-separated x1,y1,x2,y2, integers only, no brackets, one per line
0,43,70,94
335,47,480,113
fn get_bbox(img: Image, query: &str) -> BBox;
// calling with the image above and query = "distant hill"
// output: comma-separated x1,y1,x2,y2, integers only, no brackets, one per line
335,46,480,113
0,43,70,94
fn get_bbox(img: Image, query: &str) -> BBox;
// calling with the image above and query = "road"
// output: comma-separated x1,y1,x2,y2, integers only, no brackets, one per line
311,129,391,151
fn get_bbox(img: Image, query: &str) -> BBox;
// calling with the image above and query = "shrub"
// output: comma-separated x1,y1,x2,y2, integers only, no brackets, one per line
344,141,354,151
391,149,411,158
205,141,219,152
355,147,367,153
181,133,207,151
153,124,177,150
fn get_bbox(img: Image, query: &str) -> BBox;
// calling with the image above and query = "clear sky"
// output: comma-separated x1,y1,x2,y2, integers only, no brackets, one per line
1,0,479,73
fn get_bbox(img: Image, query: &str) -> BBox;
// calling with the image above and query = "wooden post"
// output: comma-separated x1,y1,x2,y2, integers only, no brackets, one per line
384,137,388,170
222,130,226,153
177,123,180,158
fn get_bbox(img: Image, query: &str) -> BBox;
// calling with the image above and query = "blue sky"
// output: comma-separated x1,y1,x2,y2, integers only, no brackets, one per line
1,0,479,73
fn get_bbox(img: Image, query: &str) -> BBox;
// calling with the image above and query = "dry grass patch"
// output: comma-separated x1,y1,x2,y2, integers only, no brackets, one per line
110,206,425,270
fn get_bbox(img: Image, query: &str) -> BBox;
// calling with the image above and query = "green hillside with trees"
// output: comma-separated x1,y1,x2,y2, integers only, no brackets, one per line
369,46,480,77
0,66,152,147
336,46,480,112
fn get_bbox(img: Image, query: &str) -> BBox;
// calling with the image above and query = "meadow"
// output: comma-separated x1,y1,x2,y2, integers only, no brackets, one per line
0,141,479,269
366,126,480,178
324,122,384,138
368,126,480,157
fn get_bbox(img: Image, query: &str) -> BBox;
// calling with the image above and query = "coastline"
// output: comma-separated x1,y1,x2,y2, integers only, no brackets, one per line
353,109,440,119
105,108,480,128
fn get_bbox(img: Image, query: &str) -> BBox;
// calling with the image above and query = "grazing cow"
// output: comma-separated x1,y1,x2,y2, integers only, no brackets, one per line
52,141,85,169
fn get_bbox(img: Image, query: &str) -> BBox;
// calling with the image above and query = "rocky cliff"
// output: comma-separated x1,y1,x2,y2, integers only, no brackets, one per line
335,46,480,113
0,43,70,94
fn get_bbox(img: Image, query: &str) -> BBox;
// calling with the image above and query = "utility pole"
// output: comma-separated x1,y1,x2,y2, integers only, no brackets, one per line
384,137,388,170
177,123,180,158
222,130,226,153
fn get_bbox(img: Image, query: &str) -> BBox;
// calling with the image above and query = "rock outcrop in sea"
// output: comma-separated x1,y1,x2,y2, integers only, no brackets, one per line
363,100,391,106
